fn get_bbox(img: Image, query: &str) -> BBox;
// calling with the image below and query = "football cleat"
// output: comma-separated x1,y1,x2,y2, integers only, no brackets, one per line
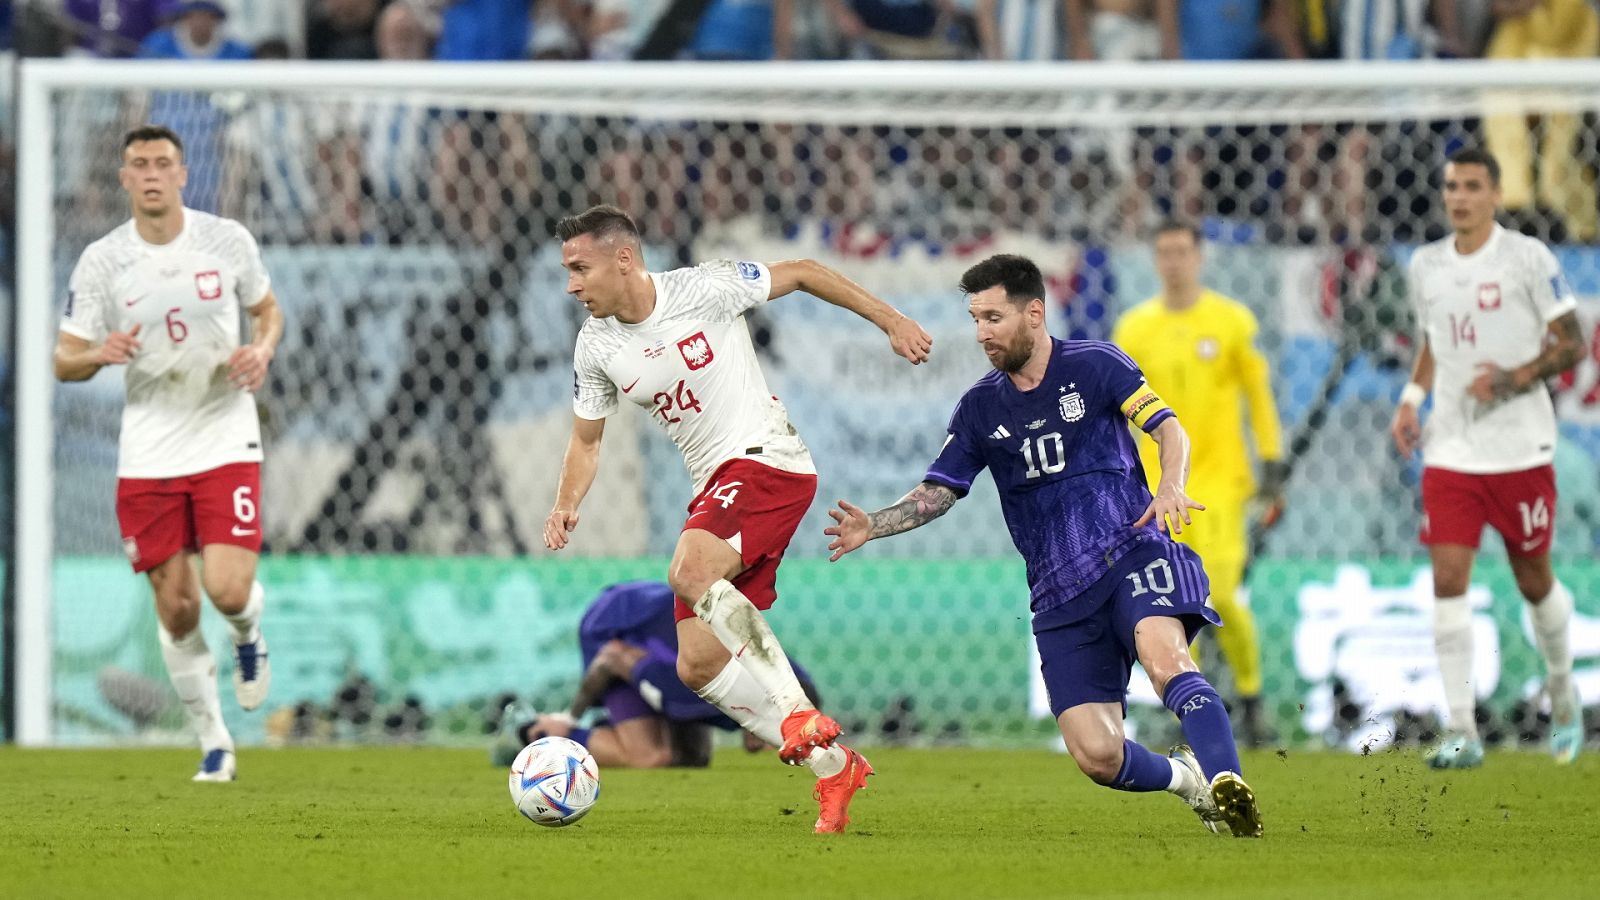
491,699,540,768
1170,745,1225,834
1209,771,1263,838
232,634,271,711
779,709,842,765
1425,733,1485,770
192,748,237,783
1549,684,1583,766
813,748,873,834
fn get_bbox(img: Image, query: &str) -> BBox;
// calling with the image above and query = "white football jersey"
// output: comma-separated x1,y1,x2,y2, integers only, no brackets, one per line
1408,224,1577,473
572,260,814,493
61,208,272,479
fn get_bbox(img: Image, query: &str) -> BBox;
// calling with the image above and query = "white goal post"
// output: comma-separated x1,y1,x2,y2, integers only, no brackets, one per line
16,58,1600,747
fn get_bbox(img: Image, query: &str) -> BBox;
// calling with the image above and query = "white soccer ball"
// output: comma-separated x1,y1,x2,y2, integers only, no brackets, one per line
508,736,600,827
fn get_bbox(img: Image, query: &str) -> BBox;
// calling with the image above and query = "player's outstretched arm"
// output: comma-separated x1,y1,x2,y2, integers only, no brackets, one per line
54,327,142,382
766,259,933,364
228,291,284,392
1134,417,1206,535
1467,310,1585,403
1391,337,1434,457
545,416,606,550
825,482,959,561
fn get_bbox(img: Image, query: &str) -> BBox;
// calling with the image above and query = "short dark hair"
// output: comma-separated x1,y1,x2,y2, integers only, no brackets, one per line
555,204,640,246
1154,218,1202,244
958,254,1045,306
1446,147,1500,186
122,125,184,160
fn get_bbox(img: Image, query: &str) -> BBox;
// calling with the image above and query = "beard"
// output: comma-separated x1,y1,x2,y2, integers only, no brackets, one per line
988,330,1034,373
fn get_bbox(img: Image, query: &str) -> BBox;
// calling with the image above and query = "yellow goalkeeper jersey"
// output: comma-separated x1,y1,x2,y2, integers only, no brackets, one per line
1112,289,1283,502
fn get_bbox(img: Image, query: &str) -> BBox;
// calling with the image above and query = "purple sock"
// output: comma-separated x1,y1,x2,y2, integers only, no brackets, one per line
1109,738,1177,792
568,726,592,748
1163,670,1241,780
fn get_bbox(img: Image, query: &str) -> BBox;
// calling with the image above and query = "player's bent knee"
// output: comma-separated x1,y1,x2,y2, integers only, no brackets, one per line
626,745,674,769
666,566,713,608
1070,743,1124,785
675,652,720,692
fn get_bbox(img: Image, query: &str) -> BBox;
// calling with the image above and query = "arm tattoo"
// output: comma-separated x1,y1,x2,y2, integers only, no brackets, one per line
1493,312,1585,400
866,482,958,540
1528,312,1586,381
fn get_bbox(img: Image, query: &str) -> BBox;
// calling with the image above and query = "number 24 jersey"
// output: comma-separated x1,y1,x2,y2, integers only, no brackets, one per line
572,260,813,494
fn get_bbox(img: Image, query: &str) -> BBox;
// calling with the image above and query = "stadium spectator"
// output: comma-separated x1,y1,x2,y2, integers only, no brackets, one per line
376,0,435,56
433,0,533,60
1158,0,1305,60
687,0,794,60
975,0,1067,60
306,0,384,60
63,0,165,57
1064,0,1164,60
528,0,587,59
1482,0,1599,242
137,0,253,59
587,0,670,59
826,0,975,59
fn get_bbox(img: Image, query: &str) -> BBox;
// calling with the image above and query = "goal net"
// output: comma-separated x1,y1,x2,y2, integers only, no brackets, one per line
17,61,1600,751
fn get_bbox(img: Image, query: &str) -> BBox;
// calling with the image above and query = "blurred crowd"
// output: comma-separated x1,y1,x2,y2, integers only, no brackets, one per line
1,1,1598,256
0,0,1589,64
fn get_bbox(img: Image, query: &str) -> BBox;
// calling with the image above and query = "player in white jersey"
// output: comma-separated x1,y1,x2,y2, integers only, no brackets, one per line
54,126,284,782
544,205,932,833
1391,147,1586,769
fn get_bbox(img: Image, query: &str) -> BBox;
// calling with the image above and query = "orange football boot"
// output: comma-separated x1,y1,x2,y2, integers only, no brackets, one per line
813,748,873,834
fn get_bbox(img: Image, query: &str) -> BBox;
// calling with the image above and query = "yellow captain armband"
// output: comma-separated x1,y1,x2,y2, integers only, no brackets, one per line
1120,386,1171,432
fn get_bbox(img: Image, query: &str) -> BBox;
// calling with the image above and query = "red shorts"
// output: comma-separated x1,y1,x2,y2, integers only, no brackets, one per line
673,459,818,622
116,462,263,573
1421,465,1556,557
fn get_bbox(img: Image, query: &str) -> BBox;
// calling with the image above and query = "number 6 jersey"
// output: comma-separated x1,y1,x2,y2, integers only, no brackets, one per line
1407,224,1578,473
571,260,814,494
61,208,272,479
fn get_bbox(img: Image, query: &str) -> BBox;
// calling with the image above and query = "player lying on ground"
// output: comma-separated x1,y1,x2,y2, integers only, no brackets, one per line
544,205,932,832
1392,146,1585,769
493,581,822,769
827,253,1263,837
55,125,281,782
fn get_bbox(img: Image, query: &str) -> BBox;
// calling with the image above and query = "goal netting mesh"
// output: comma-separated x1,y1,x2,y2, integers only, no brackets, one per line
32,63,1600,751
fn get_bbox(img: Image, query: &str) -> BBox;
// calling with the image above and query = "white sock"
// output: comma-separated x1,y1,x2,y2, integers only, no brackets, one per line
221,581,264,645
1433,596,1478,740
1165,758,1187,794
695,658,847,779
692,580,810,716
1530,581,1574,714
159,625,233,752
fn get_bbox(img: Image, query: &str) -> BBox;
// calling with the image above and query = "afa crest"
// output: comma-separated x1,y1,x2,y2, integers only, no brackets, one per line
1059,392,1085,422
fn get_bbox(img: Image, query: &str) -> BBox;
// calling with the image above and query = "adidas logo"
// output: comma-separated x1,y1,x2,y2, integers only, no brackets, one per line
989,425,1012,440
1151,597,1174,607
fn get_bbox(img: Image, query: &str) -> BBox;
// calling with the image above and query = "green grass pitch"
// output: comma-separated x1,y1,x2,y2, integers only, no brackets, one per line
3,745,1597,899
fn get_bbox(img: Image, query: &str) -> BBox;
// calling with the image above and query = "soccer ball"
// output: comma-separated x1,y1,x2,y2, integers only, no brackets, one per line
508,736,600,827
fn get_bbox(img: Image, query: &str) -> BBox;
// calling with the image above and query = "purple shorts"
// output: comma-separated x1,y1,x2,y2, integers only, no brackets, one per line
1036,538,1219,717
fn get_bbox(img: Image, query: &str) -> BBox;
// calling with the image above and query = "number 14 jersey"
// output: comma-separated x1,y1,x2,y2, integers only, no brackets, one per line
1407,224,1577,473
572,260,814,494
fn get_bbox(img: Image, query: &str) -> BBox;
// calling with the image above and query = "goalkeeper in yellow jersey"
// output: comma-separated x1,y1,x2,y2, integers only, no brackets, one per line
1112,220,1286,747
